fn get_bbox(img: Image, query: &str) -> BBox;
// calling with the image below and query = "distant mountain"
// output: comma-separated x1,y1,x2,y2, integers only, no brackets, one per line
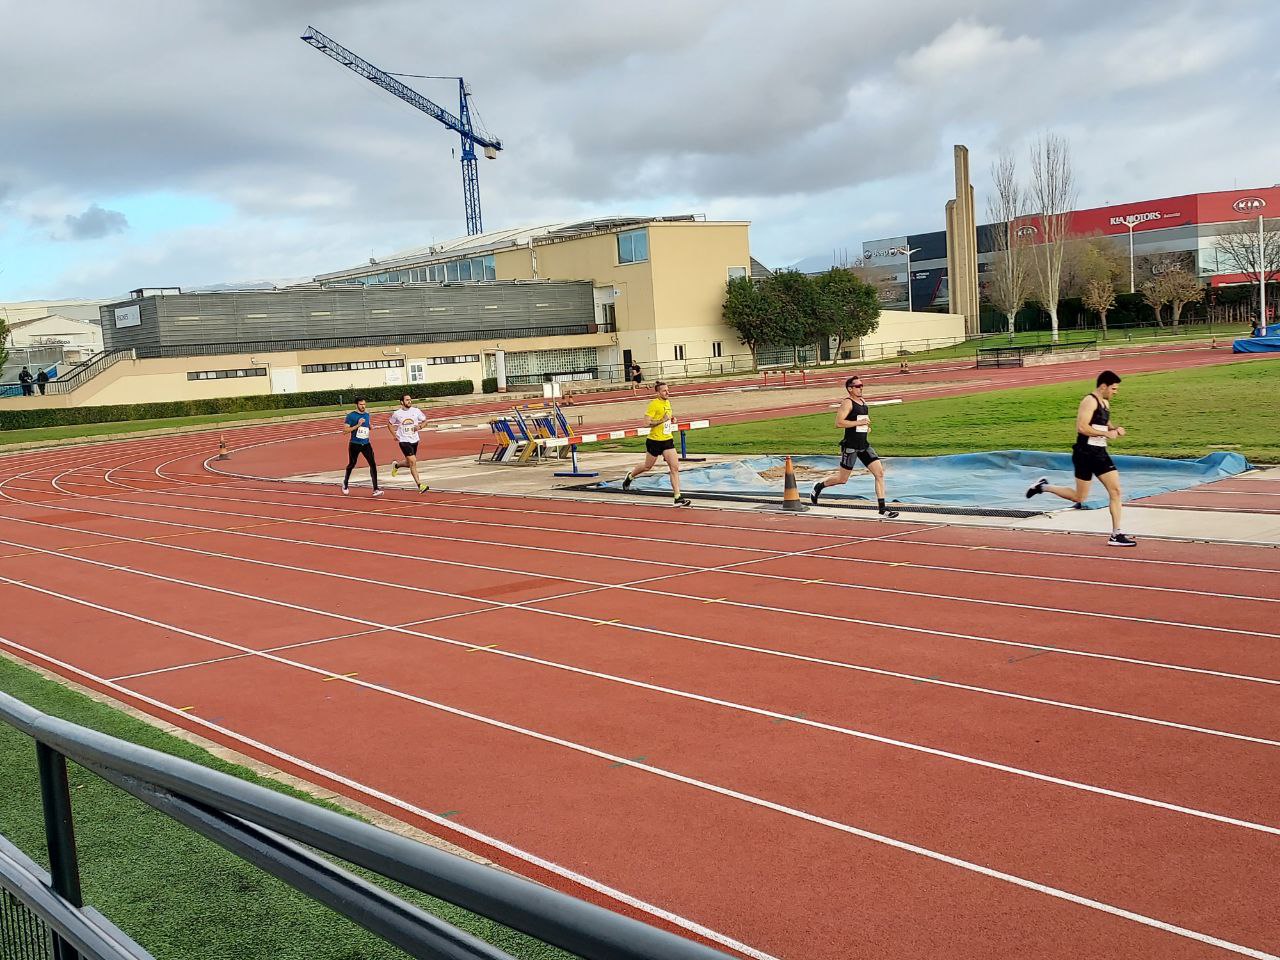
186,277,314,293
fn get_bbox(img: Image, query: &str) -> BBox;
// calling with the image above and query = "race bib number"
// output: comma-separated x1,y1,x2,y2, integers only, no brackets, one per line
355,426,370,440
1087,435,1107,447
855,425,870,433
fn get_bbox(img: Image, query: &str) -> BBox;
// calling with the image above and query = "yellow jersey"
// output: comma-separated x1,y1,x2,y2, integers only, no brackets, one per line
645,398,674,441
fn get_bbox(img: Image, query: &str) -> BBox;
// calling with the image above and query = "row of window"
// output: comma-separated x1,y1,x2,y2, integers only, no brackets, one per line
187,368,267,381
353,254,498,286
420,354,480,365
301,359,406,374
671,342,723,361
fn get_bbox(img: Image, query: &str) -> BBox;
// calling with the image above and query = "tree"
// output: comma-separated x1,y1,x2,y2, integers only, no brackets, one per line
1027,133,1078,342
813,267,881,358
1081,279,1117,335
722,276,775,367
984,152,1032,336
1140,256,1204,326
1213,217,1280,323
760,269,820,366
0,316,9,374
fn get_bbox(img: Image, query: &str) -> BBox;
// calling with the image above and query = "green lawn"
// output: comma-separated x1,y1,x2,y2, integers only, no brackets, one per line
643,359,1279,463
855,322,1251,366
0,656,570,960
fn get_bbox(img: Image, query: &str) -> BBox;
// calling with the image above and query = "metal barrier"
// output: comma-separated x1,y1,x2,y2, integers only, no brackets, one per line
0,690,732,960
975,340,1097,369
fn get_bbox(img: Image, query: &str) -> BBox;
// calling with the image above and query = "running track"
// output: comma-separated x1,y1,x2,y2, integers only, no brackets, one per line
0,362,1278,957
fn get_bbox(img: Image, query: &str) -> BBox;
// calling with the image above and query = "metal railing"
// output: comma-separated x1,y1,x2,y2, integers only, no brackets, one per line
976,340,1098,368
0,691,732,960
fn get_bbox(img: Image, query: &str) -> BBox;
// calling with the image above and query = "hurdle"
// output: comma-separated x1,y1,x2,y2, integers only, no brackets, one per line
534,420,712,479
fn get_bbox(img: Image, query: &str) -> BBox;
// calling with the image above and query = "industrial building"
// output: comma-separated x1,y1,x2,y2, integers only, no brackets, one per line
862,186,1280,313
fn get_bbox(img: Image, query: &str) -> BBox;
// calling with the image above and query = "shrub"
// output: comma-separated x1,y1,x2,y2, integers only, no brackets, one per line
0,379,474,431
481,377,499,394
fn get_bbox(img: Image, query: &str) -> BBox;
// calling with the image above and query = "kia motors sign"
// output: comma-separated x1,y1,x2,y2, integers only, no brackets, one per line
1232,197,1266,213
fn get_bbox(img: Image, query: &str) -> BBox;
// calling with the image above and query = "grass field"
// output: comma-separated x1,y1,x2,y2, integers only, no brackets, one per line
0,656,569,960
608,359,1279,463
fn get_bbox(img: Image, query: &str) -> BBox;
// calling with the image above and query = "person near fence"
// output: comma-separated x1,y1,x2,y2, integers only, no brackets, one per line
810,375,900,518
1025,370,1136,547
341,397,382,497
35,369,49,395
622,380,691,507
629,363,643,392
388,393,429,493
18,366,34,396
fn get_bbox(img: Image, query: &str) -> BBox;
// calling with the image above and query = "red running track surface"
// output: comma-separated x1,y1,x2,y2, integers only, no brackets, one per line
0,369,1278,958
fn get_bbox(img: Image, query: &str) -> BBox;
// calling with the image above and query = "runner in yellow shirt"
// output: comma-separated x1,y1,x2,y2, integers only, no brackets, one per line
621,380,691,507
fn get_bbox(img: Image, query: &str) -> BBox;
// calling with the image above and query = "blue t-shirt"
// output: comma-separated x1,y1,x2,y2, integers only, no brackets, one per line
345,411,372,445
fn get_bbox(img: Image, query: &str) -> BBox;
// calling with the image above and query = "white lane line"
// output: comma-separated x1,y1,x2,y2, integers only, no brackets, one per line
3,508,1271,748
21,477,1280,643
0,630,1273,960
0,550,1276,838
2,498,1275,689
0,637,779,960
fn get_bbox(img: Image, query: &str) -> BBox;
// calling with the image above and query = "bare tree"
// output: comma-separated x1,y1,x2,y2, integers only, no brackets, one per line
1213,217,1280,322
1141,256,1204,326
1027,134,1078,342
984,152,1032,336
1081,279,1117,335
1061,233,1127,300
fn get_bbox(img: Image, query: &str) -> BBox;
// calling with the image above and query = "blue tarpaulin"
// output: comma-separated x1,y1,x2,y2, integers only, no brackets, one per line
1233,325,1280,352
601,450,1251,512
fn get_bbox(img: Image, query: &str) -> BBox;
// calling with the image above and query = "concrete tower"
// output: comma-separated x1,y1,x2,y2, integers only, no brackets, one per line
945,145,981,336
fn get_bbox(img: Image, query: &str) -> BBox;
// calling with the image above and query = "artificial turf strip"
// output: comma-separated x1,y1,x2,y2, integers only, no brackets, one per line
607,358,1279,463
0,656,572,960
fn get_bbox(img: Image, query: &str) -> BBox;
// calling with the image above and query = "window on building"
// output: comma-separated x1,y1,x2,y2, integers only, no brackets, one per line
446,261,460,282
727,266,748,280
599,302,617,331
712,341,723,357
187,367,268,381
617,228,649,265
674,344,686,361
458,259,473,281
301,359,405,374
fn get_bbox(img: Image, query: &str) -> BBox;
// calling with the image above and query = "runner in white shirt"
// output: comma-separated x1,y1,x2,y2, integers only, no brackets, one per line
387,394,430,493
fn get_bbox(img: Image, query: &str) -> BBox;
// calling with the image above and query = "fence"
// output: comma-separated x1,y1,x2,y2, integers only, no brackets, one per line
0,690,731,960
976,340,1097,369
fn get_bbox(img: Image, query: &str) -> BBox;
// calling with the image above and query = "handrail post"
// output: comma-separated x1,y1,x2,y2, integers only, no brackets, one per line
37,742,84,960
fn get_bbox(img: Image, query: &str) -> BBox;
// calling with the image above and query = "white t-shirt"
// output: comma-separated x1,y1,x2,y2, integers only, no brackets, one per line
389,407,427,443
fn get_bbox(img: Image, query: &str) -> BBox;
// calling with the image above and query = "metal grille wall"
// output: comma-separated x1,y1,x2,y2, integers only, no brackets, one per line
0,888,52,960
100,282,595,353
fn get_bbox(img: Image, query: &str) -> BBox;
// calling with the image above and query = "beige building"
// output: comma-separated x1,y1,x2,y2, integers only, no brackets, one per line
4,313,105,363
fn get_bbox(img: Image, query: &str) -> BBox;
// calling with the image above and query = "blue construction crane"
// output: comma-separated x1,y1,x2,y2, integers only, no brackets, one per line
300,25,502,236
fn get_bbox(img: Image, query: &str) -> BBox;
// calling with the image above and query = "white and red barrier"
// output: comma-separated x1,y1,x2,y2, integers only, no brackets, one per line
534,419,710,450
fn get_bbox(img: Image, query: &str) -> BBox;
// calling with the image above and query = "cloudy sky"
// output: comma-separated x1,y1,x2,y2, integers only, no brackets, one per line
2,0,1277,301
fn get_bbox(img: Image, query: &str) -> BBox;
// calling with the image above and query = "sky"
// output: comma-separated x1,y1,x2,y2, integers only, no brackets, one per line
2,0,1278,301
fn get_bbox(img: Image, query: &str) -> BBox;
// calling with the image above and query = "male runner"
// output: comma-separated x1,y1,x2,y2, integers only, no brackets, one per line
341,397,382,496
621,380,691,507
387,393,429,493
1026,370,1135,546
811,375,899,518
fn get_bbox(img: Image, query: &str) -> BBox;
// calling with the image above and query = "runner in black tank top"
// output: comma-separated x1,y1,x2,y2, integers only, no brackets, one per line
1026,370,1135,546
811,375,899,518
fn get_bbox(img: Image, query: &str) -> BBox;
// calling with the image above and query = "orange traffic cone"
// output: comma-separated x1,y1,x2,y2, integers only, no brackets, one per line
780,456,809,512
217,434,231,460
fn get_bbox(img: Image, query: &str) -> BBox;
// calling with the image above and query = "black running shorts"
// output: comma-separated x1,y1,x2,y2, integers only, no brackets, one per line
839,446,879,470
1072,444,1116,481
645,438,676,457
397,441,420,458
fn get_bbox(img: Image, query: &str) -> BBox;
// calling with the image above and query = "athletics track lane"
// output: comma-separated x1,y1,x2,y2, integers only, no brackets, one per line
0,432,1274,957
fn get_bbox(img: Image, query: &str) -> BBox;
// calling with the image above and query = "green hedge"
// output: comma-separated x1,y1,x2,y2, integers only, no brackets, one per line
0,380,474,431
482,377,499,394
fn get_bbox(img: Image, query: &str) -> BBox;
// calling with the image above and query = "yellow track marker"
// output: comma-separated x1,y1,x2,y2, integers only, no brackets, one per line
597,618,621,626
806,578,825,584
888,562,911,567
467,644,499,654
702,597,726,604
177,706,196,712
321,672,358,682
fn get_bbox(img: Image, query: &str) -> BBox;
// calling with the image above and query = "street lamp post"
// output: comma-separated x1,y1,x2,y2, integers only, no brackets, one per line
1259,215,1268,335
896,246,922,311
1123,217,1139,294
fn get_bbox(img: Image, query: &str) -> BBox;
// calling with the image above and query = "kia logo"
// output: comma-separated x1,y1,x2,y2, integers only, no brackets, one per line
1015,225,1037,237
1233,197,1266,213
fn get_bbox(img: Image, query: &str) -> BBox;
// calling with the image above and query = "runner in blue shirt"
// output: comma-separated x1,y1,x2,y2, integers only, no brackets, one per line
341,397,382,497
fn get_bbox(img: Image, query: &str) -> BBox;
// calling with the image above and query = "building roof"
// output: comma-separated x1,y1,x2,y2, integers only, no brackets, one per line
6,313,102,330
313,214,719,282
